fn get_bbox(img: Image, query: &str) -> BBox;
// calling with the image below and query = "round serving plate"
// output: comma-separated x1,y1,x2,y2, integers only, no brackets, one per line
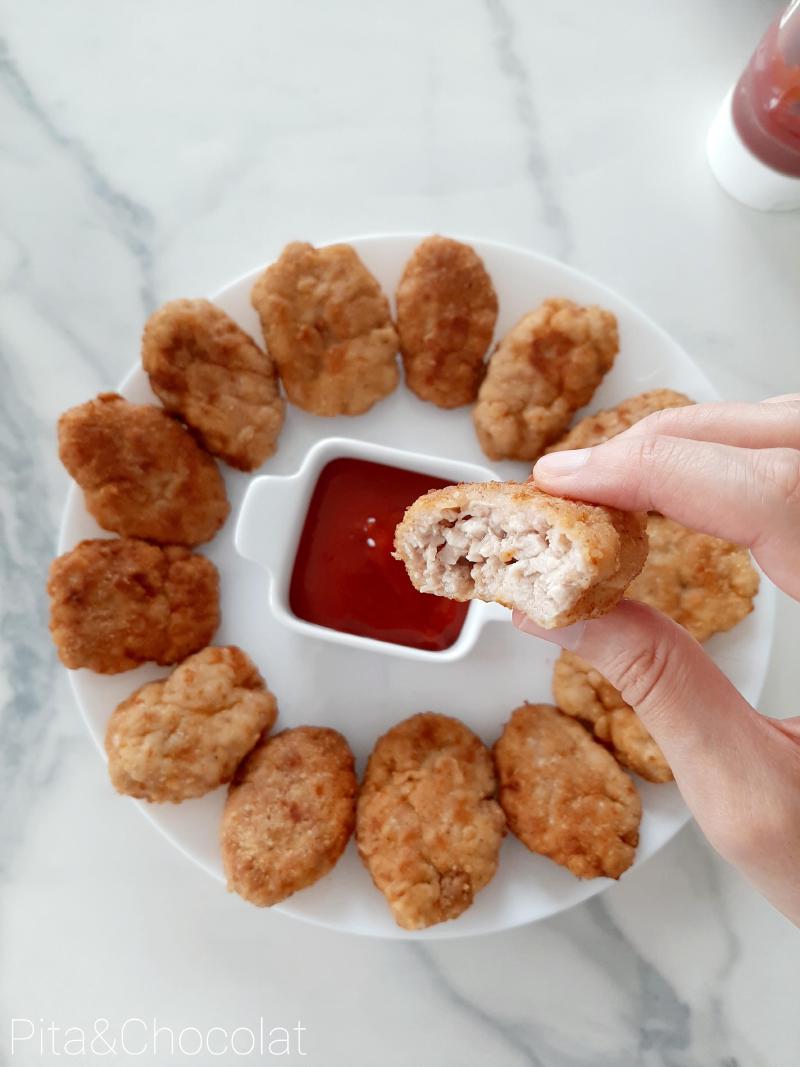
58,234,775,939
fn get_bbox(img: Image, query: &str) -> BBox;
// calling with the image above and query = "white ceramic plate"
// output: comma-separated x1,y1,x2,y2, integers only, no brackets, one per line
59,235,775,939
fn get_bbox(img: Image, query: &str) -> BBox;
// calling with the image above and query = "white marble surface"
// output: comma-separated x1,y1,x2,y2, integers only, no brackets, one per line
2,0,799,1063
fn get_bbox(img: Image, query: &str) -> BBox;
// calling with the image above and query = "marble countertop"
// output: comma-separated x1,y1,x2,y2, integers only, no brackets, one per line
2,0,799,1063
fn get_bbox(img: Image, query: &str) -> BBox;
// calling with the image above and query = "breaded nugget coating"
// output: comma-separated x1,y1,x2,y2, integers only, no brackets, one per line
105,646,277,803
357,713,506,930
221,727,356,907
553,651,672,783
396,235,498,408
394,481,647,628
545,388,692,453
58,393,229,546
494,703,641,879
627,515,759,643
473,298,618,461
48,538,220,674
250,242,399,416
142,299,285,471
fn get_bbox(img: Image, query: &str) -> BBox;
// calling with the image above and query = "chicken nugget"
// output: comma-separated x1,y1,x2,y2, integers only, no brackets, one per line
473,298,618,461
221,727,356,907
553,650,672,783
59,393,229,545
396,235,498,408
394,481,647,628
48,538,219,674
545,388,692,453
142,299,285,471
627,515,759,642
494,703,641,879
105,647,277,803
251,241,399,416
357,712,505,930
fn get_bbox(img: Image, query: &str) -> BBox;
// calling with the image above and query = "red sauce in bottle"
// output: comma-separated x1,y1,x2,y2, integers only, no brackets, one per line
732,5,800,177
289,457,469,652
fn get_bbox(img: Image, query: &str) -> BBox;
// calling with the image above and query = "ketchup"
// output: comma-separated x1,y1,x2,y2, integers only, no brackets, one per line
732,3,800,177
289,457,469,651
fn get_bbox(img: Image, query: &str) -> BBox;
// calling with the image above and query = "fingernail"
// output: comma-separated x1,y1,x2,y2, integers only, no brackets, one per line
534,448,592,478
512,611,586,651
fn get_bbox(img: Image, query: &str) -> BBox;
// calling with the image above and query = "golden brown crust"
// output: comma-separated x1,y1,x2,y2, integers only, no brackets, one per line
58,393,229,546
48,538,220,674
142,299,285,471
394,481,648,628
493,703,641,879
105,646,278,802
250,241,399,416
221,727,356,907
357,713,506,930
396,235,498,408
545,388,693,453
627,515,759,642
473,298,618,461
565,501,649,626
553,651,673,783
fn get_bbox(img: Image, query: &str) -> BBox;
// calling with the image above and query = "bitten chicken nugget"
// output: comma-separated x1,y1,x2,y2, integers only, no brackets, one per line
473,298,618,461
396,235,498,408
142,299,285,471
494,703,641,879
221,727,356,907
394,481,647,628
627,515,759,642
545,388,692,453
357,713,506,930
553,651,672,783
250,241,399,416
105,647,277,803
48,538,219,674
58,393,229,545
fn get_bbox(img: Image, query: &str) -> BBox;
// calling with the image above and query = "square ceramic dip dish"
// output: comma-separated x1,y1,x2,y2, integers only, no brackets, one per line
235,436,507,663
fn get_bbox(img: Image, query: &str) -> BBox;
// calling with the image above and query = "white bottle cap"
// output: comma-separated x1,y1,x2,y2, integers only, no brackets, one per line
707,88,800,212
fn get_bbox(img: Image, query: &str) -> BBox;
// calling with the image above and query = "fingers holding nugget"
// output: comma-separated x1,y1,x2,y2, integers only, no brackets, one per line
394,481,647,628
533,432,800,597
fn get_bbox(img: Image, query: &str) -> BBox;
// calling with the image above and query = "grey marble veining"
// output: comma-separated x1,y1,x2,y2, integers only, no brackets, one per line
0,351,61,875
484,0,574,261
1,1,799,1064
0,39,158,317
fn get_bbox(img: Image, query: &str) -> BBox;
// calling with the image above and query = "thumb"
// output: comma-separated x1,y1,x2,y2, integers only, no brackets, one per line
514,602,800,924
513,601,763,827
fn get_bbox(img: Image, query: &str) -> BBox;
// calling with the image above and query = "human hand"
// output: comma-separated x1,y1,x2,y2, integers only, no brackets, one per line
513,395,800,925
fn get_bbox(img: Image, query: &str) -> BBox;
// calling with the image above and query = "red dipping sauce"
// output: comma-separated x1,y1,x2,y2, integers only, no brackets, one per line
732,6,800,177
289,457,468,651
